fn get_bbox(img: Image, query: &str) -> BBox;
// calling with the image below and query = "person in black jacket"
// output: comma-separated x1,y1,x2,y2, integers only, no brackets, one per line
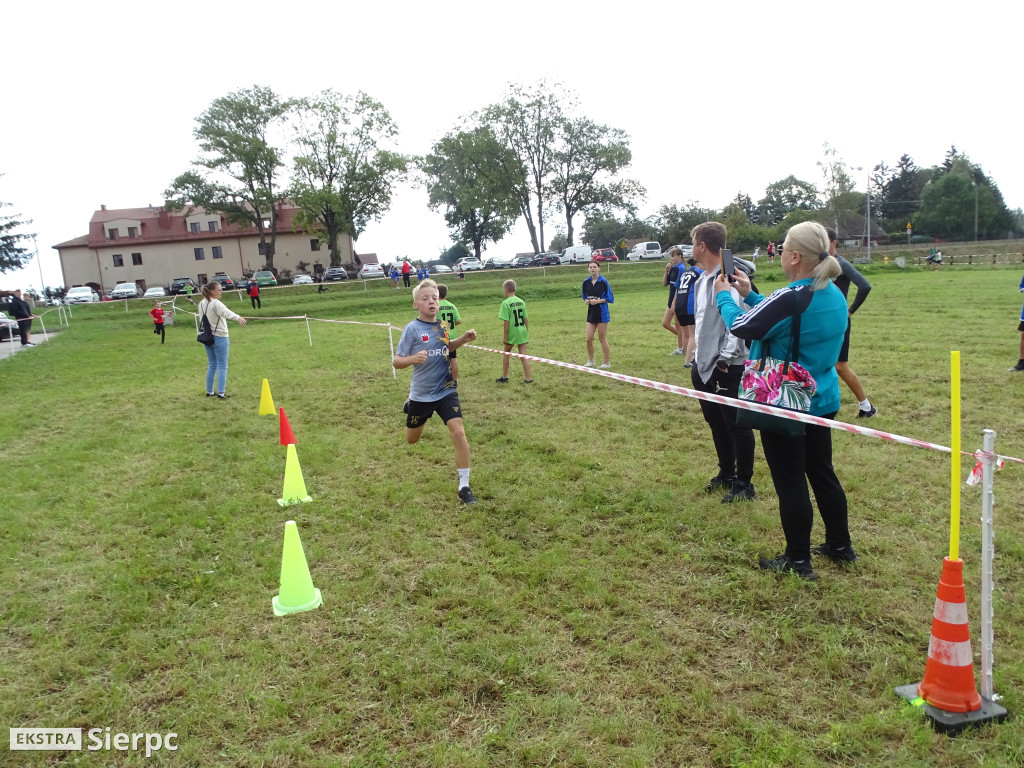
10,290,37,347
826,228,876,417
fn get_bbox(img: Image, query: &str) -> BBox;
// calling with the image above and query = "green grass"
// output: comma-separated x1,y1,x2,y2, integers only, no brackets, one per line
2,260,1024,766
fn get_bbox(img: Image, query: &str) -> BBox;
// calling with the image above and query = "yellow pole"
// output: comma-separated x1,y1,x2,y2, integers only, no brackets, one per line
949,351,961,560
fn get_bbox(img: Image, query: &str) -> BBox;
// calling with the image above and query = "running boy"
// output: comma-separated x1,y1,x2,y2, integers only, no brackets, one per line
393,279,479,505
149,301,166,344
437,284,462,381
496,279,532,383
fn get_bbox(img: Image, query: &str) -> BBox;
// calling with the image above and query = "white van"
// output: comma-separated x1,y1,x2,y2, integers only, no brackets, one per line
559,245,592,264
626,241,663,261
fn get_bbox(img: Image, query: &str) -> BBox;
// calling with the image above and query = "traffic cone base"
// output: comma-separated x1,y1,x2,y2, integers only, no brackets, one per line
280,408,297,446
259,378,276,415
278,444,312,506
272,520,323,617
895,684,1008,735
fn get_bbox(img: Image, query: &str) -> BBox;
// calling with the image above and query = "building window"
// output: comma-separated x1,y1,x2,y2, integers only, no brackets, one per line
190,222,201,234
212,246,223,259
258,242,266,255
108,229,117,240
194,247,205,260
112,254,124,267
208,221,219,233
132,253,143,266
128,227,138,238
310,238,320,251
197,273,207,285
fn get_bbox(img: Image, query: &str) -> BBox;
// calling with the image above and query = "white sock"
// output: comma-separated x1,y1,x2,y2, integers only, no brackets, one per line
858,398,872,410
457,468,470,490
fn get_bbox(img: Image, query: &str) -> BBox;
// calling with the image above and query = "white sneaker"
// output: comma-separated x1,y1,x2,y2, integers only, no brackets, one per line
584,360,596,367
599,362,612,369
670,348,684,355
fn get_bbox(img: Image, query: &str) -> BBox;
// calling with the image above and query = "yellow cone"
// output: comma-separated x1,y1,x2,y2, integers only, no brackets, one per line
259,378,276,415
278,444,312,506
272,520,322,616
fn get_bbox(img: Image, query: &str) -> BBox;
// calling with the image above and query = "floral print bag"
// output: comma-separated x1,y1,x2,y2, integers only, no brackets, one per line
735,290,816,437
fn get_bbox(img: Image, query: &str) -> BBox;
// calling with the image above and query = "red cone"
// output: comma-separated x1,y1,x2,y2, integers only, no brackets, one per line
917,557,982,713
279,408,297,446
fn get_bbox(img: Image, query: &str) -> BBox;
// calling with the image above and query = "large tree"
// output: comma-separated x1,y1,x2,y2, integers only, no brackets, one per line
421,126,521,260
1,192,32,274
548,116,643,247
166,85,291,270
480,81,567,253
872,154,927,227
915,156,1013,240
289,90,408,267
817,142,858,233
756,176,819,225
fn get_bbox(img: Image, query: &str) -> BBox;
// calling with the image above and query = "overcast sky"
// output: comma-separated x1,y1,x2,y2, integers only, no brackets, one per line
2,0,1019,291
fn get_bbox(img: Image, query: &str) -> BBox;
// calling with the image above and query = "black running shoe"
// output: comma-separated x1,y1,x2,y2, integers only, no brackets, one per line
722,480,757,503
495,377,509,383
759,554,818,581
857,406,877,418
1009,361,1024,372
811,543,860,563
705,474,734,494
458,487,478,505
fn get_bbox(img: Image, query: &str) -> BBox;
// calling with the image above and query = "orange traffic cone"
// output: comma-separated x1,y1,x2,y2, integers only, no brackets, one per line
917,557,982,713
280,408,297,446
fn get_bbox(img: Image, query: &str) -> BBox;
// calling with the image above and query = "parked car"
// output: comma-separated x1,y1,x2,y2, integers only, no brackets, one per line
358,264,385,279
170,277,196,295
484,256,513,269
626,241,663,261
591,248,618,262
143,286,167,298
560,245,593,264
111,282,142,299
530,252,561,267
511,255,533,268
323,267,349,282
66,286,100,304
253,270,277,287
0,311,19,341
429,264,453,274
455,257,483,271
292,274,314,285
211,274,236,290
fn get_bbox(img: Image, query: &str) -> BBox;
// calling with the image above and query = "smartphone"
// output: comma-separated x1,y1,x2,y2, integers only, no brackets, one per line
721,248,736,282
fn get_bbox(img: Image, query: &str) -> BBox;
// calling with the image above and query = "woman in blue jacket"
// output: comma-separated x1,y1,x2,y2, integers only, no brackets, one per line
715,221,855,581
582,261,614,369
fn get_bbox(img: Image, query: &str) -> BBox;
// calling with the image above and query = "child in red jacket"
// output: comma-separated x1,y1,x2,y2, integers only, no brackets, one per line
149,302,166,344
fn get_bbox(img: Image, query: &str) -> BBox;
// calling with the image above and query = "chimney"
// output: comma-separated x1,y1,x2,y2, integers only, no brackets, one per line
158,209,170,228
101,204,107,211
148,203,154,211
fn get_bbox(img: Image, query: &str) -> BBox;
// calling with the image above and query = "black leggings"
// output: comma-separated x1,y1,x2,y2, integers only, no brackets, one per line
690,364,755,483
153,323,165,343
759,413,850,561
250,296,261,309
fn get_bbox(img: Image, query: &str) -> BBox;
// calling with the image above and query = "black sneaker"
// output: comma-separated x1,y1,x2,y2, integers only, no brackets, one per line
1009,361,1024,372
857,406,877,418
206,392,215,397
759,554,819,581
705,474,734,494
811,543,860,563
458,487,478,505
523,379,533,384
495,377,509,383
217,393,227,399
722,480,757,503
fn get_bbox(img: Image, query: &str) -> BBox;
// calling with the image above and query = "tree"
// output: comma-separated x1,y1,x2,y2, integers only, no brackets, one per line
872,154,926,227
756,176,819,225
1,193,32,274
548,116,644,247
166,85,291,271
548,231,568,251
731,192,758,224
581,213,655,255
290,90,408,267
817,142,857,233
439,242,470,266
480,81,567,253
422,126,521,260
915,156,1014,240
652,203,717,246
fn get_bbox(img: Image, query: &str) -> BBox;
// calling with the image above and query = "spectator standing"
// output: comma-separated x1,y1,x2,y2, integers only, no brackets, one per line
662,246,686,355
9,289,36,347
1010,272,1024,372
689,222,757,503
198,281,247,398
582,261,614,369
401,259,412,288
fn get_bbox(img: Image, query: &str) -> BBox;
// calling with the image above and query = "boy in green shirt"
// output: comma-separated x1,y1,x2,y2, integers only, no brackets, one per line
437,284,462,382
496,279,532,384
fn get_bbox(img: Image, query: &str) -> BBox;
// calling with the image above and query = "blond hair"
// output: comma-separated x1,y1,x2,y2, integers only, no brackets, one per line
502,279,516,294
412,278,438,301
783,222,841,291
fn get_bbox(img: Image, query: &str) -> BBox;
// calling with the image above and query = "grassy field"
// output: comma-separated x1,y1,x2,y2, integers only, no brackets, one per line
2,259,1023,766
